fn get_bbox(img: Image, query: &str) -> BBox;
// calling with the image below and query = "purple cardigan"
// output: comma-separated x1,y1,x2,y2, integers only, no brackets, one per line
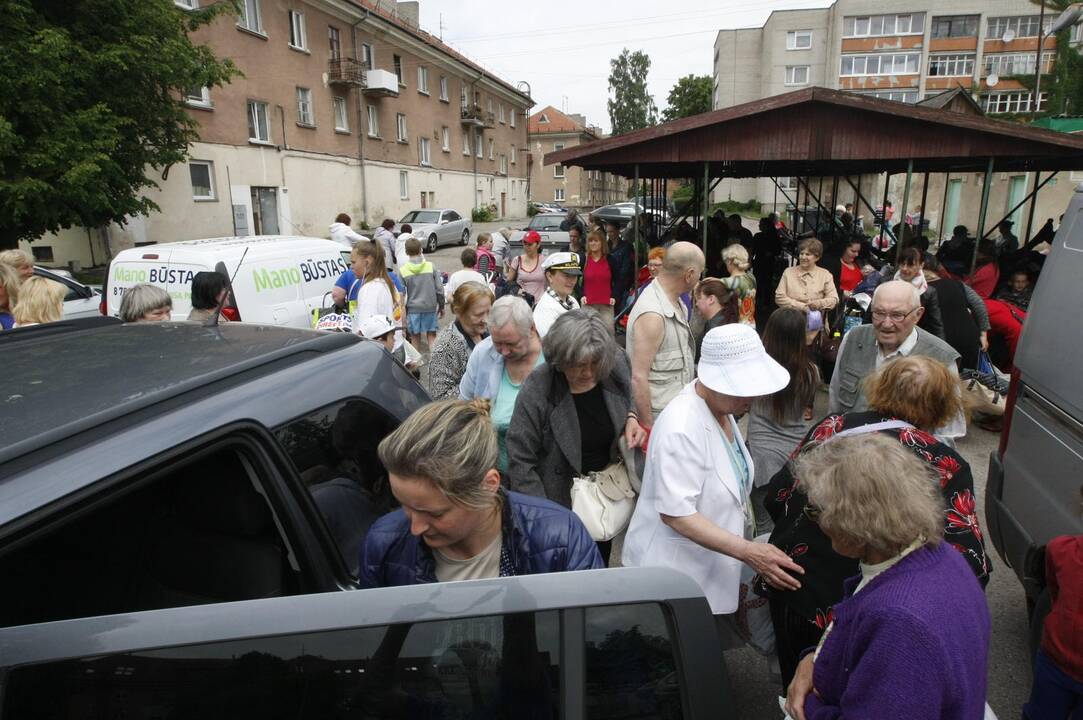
805,541,990,720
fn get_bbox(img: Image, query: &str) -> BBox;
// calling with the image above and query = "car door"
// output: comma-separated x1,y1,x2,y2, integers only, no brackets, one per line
436,210,454,246
0,568,734,719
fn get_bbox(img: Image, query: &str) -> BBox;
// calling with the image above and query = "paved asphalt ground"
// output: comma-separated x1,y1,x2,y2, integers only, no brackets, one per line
425,219,1032,719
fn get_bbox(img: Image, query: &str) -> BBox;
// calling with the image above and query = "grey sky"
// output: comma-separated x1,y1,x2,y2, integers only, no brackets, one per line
416,0,834,134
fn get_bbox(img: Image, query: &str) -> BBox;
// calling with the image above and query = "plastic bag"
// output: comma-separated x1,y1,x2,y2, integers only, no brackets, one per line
736,534,777,655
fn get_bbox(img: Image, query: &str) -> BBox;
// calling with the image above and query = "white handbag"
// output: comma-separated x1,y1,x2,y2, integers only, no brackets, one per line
570,460,637,542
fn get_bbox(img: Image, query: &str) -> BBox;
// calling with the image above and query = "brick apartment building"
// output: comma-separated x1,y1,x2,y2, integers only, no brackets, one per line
28,0,532,269
527,106,625,210
711,0,1083,238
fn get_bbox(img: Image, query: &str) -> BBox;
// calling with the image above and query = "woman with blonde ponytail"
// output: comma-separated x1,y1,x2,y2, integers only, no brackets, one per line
358,398,602,587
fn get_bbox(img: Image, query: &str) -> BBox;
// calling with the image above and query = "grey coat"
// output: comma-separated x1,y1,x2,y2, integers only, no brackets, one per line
506,352,633,509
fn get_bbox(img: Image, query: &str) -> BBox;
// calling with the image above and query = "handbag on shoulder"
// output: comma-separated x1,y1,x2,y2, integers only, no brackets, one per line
570,459,636,542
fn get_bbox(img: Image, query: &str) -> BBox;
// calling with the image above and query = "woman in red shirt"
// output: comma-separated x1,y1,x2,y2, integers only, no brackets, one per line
582,229,616,331
838,239,864,296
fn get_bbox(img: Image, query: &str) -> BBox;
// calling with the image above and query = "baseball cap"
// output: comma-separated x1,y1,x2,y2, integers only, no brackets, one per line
542,251,582,275
698,324,789,397
523,230,541,244
358,314,401,340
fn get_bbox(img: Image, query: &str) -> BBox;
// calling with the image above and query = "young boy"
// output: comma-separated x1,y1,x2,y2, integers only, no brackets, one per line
446,247,486,298
398,237,444,352
996,269,1034,312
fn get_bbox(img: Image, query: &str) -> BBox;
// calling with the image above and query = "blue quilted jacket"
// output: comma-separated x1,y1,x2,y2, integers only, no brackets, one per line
358,490,603,587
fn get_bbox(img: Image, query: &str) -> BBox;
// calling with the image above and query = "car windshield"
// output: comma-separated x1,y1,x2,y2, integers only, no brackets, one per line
529,214,564,230
400,211,440,224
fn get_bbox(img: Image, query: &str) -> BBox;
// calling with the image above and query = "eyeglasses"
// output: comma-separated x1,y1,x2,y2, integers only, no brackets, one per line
871,307,918,324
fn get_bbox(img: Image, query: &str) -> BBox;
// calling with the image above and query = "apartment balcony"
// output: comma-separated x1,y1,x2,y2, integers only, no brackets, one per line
460,106,496,128
361,68,399,97
328,58,366,88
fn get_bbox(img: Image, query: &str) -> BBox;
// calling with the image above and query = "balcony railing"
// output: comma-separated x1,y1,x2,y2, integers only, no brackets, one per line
328,57,366,87
460,106,496,128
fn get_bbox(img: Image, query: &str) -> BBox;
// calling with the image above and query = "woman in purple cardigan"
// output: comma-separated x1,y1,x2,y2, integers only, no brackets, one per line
784,433,990,720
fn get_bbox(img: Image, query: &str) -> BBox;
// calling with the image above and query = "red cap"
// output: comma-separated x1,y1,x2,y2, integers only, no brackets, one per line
523,230,541,244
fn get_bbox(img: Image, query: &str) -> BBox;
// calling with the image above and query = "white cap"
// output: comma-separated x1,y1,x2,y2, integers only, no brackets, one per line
697,324,790,397
358,314,400,340
541,251,582,275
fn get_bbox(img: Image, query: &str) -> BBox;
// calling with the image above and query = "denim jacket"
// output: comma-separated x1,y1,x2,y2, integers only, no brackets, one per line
459,336,505,400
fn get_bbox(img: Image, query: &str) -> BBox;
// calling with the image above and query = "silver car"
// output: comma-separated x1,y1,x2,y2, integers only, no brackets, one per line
33,266,102,319
394,208,471,253
506,212,571,260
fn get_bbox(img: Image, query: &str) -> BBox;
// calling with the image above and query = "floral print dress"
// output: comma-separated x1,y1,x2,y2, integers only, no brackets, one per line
758,411,991,630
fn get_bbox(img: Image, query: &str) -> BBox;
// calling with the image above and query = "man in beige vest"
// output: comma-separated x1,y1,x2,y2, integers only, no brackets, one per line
627,241,705,427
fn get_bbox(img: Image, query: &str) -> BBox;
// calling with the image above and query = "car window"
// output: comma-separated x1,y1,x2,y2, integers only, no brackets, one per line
0,441,305,629
273,399,399,577
4,610,562,719
34,270,83,301
585,603,684,719
446,211,461,222
401,210,440,224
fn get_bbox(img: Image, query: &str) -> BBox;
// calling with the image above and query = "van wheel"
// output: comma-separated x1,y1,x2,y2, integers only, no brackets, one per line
426,234,438,253
460,229,469,246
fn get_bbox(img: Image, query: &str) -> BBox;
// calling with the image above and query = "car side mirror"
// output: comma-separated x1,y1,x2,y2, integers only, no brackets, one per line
440,219,449,225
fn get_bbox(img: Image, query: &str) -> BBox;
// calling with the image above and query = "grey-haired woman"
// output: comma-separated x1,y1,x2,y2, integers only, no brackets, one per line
506,309,647,564
118,283,172,323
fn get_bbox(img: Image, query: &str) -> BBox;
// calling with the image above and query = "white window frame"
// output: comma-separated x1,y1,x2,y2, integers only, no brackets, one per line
333,96,349,132
361,43,374,71
928,54,975,77
487,97,494,114
840,53,920,77
488,138,494,161
499,103,505,123
184,86,212,108
439,76,449,101
189,160,216,200
510,109,516,127
510,144,516,164
500,154,508,174
396,113,407,142
460,85,468,110
554,163,565,179
475,130,483,158
984,52,1053,77
858,89,919,103
554,188,565,202
247,100,270,143
842,12,925,39
462,129,471,155
399,171,409,200
786,30,812,50
983,91,1048,114
367,105,379,138
419,137,431,166
328,25,341,60
417,66,429,95
393,55,404,85
296,87,314,126
785,65,810,86
288,10,307,51
987,15,1055,41
237,0,263,34
441,126,450,152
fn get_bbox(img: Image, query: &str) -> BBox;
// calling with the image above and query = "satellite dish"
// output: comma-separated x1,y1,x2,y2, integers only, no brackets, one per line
1003,28,1016,42
987,73,1000,87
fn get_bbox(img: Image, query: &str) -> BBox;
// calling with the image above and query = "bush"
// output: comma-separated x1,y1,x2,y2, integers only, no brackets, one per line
472,206,495,223
527,203,540,216
708,199,763,218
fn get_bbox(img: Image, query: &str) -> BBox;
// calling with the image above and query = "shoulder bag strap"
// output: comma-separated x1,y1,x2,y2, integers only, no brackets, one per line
826,419,914,441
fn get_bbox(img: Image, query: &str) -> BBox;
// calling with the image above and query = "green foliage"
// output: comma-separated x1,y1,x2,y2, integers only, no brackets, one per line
527,203,540,216
0,0,241,249
709,199,764,218
472,205,495,223
661,75,713,122
607,49,657,136
1041,29,1083,117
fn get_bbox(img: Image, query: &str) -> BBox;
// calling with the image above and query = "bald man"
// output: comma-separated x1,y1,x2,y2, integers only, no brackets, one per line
829,280,963,437
628,242,706,426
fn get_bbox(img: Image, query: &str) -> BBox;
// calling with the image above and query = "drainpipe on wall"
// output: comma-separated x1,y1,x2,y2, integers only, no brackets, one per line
352,16,370,225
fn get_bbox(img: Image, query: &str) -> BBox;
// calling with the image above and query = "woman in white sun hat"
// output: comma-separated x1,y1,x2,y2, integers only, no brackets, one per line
622,323,805,645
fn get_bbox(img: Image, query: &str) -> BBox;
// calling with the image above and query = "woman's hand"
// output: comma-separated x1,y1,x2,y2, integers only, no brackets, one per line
624,417,647,450
807,299,820,311
740,540,804,591
784,654,817,720
979,331,989,352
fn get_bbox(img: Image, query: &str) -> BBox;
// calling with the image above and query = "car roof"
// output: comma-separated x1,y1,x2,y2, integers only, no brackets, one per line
0,322,357,465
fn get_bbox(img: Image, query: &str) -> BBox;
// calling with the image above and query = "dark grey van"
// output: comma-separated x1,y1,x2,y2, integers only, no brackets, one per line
986,188,1083,626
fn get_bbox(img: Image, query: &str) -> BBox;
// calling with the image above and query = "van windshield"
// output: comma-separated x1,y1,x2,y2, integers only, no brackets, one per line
400,211,439,224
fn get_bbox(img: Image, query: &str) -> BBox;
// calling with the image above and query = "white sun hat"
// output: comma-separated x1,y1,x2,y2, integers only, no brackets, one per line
698,324,790,397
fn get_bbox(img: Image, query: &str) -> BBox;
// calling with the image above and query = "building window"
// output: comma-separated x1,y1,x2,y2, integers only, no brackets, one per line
367,105,379,137
987,15,1056,40
439,76,448,101
184,86,211,108
475,130,483,158
237,0,262,33
296,87,314,126
488,138,494,160
539,113,549,123
247,100,270,142
928,54,975,77
460,85,468,109
361,43,373,71
288,10,307,50
930,15,978,39
189,160,215,200
554,143,564,151
417,66,429,95
399,171,408,200
441,126,450,151
554,188,565,201
328,26,341,59
510,109,516,127
462,129,470,155
393,54,404,85
510,144,516,164
855,89,919,103
333,96,349,132
840,53,920,77
487,97,493,114
500,154,507,174
499,103,505,123
984,53,1053,77
785,65,810,85
786,30,812,50
554,163,565,178
842,13,925,38
983,91,1048,114
419,137,431,166
396,113,407,142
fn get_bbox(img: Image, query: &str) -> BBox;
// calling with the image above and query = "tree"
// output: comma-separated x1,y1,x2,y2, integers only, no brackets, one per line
661,74,713,122
1025,0,1083,117
607,49,657,136
0,0,241,249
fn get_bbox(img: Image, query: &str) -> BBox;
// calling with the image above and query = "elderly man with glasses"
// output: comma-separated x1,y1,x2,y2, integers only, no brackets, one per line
829,280,964,439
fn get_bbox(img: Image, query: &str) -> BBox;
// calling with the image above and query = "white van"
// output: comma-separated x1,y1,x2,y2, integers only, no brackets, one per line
105,236,351,327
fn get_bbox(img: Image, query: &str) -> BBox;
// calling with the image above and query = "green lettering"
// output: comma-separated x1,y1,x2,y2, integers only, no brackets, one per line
254,268,271,292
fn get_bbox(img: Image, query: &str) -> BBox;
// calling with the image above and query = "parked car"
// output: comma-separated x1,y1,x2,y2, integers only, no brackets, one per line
105,235,350,327
393,209,470,253
506,212,570,260
594,202,668,229
531,201,564,214
986,186,1083,639
33,266,101,319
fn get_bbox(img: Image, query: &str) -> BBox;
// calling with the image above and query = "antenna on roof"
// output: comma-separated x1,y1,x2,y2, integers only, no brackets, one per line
439,13,445,40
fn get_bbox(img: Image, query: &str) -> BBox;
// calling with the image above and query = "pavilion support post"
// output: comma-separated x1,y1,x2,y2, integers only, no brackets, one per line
832,176,840,213
940,173,952,245
919,172,930,242
982,171,1058,240
844,175,879,223
970,158,995,276
879,173,891,249
633,164,640,288
702,163,710,253
771,177,801,216
773,179,779,218
897,159,914,264
1025,171,1041,245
